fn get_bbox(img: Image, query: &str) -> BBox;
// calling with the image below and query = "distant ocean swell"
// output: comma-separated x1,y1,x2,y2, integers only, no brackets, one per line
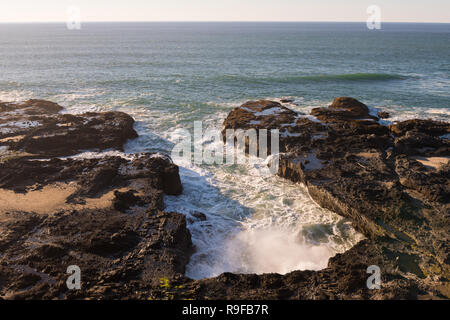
0,73,408,93
218,73,408,85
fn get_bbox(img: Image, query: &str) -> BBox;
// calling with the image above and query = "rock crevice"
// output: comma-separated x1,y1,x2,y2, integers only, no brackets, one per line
1,98,449,300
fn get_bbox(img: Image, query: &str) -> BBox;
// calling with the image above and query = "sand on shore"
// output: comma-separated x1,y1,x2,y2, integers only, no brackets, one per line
0,182,123,220
411,156,450,171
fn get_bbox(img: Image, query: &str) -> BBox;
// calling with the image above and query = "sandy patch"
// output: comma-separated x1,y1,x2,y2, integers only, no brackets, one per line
356,152,379,159
0,182,116,216
411,156,450,171
0,135,25,143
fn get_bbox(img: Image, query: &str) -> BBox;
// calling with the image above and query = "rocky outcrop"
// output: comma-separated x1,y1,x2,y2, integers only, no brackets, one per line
222,100,299,134
0,152,190,299
1,98,448,300
0,100,190,299
134,238,440,300
311,96,375,122
221,97,450,299
183,240,427,300
0,99,138,158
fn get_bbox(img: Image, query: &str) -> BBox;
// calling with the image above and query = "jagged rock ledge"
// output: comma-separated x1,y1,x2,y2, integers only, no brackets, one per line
1,98,449,300
0,100,189,299
218,97,449,299
0,99,137,158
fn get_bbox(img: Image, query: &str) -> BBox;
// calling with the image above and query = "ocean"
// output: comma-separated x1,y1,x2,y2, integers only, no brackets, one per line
0,22,449,279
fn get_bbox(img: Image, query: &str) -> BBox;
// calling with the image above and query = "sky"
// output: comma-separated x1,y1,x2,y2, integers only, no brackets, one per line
0,0,449,23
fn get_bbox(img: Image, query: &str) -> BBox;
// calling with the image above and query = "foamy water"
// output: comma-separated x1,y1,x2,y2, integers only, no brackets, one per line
1,22,449,279
164,160,364,279
62,106,364,279
2,90,448,279
70,97,448,279
2,89,447,279
147,113,364,279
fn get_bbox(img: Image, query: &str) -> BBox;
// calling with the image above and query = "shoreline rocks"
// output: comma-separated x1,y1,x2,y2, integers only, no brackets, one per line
1,98,449,300
0,99,138,158
220,97,449,299
0,100,190,299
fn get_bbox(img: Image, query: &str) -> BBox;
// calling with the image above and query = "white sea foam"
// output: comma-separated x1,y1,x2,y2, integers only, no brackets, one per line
62,149,135,160
367,104,450,124
0,89,35,103
425,108,450,116
0,120,42,134
0,94,370,279
161,114,363,279
106,103,366,279
224,228,335,274
165,154,364,279
254,107,283,116
0,120,42,129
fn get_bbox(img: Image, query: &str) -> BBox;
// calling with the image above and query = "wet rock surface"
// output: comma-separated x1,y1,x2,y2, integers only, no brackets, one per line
0,151,191,299
0,100,191,299
0,99,138,157
1,98,449,300
220,97,450,299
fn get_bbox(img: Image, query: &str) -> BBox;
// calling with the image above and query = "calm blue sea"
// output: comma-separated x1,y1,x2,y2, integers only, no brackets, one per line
1,22,448,279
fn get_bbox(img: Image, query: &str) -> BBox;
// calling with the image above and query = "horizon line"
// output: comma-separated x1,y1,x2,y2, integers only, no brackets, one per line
1,20,450,24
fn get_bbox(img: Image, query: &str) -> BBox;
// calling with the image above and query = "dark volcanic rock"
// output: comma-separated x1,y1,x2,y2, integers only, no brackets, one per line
0,99,138,157
222,100,298,134
378,111,390,119
1,97,448,300
311,96,375,122
113,190,144,212
328,96,370,116
390,119,450,137
395,156,450,203
0,100,190,299
0,153,182,199
220,97,450,299
0,153,191,299
181,240,429,300
0,99,63,114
